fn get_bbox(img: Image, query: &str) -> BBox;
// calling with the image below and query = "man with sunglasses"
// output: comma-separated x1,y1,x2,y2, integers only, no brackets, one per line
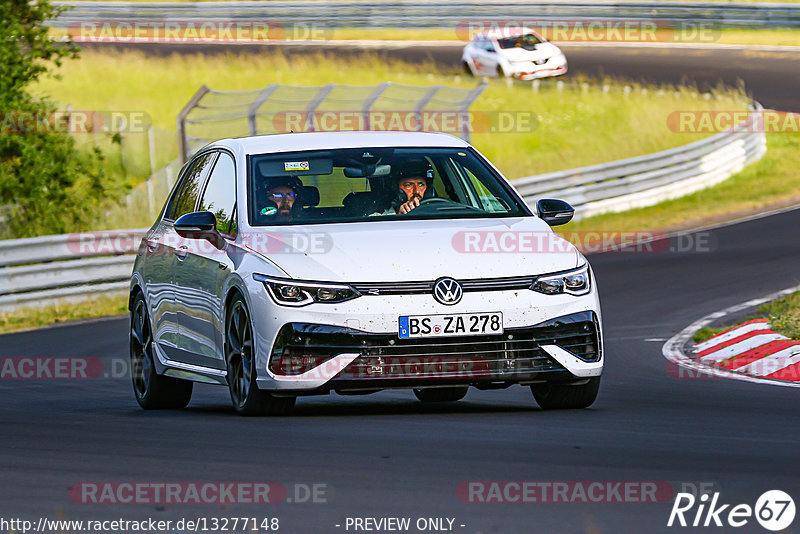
260,177,302,221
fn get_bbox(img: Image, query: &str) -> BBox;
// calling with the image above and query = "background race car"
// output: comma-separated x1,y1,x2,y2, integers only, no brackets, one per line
462,27,568,80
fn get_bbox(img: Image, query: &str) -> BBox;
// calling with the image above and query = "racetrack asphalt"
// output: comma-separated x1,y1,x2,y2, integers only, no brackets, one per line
2,41,800,534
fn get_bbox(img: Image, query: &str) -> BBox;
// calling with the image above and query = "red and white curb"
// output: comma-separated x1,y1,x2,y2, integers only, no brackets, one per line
662,284,800,387
693,319,800,381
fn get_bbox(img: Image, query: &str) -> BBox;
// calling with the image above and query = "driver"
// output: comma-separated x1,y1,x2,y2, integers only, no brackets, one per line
392,158,434,214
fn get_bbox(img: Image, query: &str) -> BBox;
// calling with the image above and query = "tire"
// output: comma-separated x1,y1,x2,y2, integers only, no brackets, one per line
413,386,469,403
531,377,601,410
130,293,193,409
225,295,296,416
496,65,506,78
462,61,474,76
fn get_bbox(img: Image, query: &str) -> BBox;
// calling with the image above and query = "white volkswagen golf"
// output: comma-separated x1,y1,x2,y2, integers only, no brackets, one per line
129,131,602,415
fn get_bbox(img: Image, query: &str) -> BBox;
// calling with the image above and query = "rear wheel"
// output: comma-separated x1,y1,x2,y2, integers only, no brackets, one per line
226,296,295,416
531,377,600,410
130,293,193,409
413,386,469,403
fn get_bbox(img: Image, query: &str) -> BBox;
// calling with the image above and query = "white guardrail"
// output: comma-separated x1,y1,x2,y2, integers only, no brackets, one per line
0,106,766,312
51,1,800,29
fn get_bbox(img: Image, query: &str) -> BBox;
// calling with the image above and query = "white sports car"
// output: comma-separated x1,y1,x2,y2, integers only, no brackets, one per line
129,131,601,415
462,27,568,80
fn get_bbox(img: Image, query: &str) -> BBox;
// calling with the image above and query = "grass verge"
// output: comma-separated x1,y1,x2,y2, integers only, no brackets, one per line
0,294,128,335
326,28,800,47
51,27,800,47
758,291,800,340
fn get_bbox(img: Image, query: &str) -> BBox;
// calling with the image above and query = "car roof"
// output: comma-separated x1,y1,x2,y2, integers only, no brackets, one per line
206,130,471,155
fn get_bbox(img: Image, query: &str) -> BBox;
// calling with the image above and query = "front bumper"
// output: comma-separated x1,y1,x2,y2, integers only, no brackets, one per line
509,57,568,80
256,311,602,393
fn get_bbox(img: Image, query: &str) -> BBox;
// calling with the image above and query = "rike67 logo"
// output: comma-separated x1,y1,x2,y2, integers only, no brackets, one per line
668,490,795,531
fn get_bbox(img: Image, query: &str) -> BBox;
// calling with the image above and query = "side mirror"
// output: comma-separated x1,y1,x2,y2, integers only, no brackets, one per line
174,211,224,248
536,199,574,226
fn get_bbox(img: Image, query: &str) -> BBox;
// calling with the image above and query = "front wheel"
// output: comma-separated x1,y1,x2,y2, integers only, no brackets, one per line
531,377,600,410
130,293,193,409
413,386,468,402
226,296,295,416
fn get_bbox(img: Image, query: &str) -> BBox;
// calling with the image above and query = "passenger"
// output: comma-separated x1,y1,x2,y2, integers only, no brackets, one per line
260,177,302,221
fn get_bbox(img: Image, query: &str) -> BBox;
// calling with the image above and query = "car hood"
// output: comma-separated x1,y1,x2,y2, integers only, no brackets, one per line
250,217,581,282
500,43,560,62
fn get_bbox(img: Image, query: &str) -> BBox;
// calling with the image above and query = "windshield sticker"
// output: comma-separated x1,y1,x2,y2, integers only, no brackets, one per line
260,206,278,216
284,161,310,171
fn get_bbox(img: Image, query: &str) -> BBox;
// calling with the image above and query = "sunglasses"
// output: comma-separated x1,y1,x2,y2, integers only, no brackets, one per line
269,192,297,200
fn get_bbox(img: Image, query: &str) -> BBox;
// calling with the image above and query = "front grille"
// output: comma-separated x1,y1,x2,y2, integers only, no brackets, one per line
350,275,536,296
270,312,600,382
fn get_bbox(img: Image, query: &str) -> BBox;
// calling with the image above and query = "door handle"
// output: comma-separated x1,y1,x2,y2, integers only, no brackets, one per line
175,245,189,260
145,238,159,252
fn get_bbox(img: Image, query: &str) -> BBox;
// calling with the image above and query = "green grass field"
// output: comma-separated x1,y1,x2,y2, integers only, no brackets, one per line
34,50,747,182
316,28,800,47
51,26,800,47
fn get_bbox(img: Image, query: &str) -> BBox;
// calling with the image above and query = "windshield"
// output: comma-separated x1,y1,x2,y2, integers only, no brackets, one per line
247,147,529,226
497,33,542,50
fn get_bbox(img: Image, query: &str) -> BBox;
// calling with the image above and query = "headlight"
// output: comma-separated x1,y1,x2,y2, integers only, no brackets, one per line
253,274,360,307
531,265,591,296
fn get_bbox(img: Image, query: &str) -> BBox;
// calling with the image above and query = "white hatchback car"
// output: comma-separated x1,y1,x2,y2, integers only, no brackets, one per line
129,131,602,415
462,27,568,80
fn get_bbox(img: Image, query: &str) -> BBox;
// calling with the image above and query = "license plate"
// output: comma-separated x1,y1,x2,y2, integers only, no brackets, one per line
398,312,503,339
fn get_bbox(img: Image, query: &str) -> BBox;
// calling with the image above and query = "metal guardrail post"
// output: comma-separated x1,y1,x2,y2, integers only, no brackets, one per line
305,83,336,133
362,82,391,131
177,84,210,163
414,85,442,132
247,84,280,135
460,80,488,143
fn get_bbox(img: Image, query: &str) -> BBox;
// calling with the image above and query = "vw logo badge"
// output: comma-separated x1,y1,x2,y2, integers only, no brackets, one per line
433,278,463,305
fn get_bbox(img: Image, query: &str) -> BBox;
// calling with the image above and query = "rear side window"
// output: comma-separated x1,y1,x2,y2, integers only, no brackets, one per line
170,152,217,220
198,152,237,236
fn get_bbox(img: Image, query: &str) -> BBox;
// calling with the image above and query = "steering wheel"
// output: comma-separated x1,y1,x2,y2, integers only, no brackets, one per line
418,197,449,206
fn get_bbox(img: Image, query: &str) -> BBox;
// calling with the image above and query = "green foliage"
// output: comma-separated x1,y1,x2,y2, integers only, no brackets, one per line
0,0,128,238
759,291,800,340
693,325,730,344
